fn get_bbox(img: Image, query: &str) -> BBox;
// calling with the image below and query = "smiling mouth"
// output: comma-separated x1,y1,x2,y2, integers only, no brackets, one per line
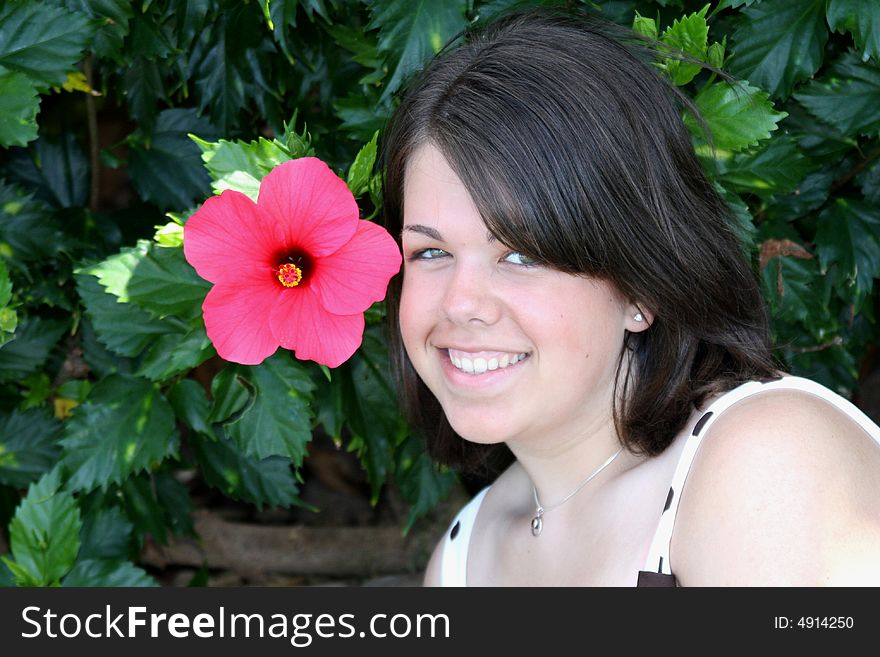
446,349,531,374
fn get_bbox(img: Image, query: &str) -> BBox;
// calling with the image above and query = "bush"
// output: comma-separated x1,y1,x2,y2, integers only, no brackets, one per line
0,0,877,586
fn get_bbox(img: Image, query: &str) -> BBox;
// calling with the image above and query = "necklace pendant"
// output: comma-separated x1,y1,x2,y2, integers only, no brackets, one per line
530,508,544,537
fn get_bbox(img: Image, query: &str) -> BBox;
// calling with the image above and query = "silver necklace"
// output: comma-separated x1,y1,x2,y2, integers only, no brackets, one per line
530,447,623,537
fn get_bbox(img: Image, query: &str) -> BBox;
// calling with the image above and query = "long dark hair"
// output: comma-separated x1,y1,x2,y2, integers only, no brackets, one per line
382,8,780,474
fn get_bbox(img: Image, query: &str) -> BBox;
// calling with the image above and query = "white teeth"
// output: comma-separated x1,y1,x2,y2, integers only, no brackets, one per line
448,350,528,374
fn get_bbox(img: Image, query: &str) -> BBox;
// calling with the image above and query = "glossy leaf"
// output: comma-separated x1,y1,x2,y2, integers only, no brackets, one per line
395,434,456,532
0,1,92,89
367,0,469,99
815,198,880,303
136,327,215,382
79,240,211,320
191,135,291,200
128,109,216,210
220,354,315,463
660,4,709,86
346,130,379,197
826,0,880,62
0,66,39,147
78,506,133,561
689,81,787,151
0,409,61,489
75,274,173,359
0,315,67,384
61,558,157,587
191,431,305,509
717,137,814,197
60,374,179,492
0,181,65,261
794,51,880,137
168,378,217,440
3,469,81,586
729,0,827,99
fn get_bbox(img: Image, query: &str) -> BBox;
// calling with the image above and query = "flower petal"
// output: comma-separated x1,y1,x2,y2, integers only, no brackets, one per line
312,220,403,315
258,158,359,257
203,283,282,365
269,287,365,368
184,191,280,285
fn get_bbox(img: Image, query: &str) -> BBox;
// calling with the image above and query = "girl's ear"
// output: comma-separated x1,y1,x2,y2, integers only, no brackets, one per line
624,304,654,333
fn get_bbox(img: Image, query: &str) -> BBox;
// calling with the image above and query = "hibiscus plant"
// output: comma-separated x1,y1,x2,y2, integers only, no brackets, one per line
0,0,878,586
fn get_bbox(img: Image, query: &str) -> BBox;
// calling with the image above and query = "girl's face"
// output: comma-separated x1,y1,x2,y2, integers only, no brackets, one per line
399,143,644,449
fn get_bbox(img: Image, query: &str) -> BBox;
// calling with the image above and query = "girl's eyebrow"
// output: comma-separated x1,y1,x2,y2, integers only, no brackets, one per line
401,224,443,241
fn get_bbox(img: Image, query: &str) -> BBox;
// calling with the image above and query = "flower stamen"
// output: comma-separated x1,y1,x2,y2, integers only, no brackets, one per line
277,263,303,287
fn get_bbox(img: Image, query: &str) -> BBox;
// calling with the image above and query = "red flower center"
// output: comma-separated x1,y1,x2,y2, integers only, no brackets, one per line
277,263,302,287
275,251,312,288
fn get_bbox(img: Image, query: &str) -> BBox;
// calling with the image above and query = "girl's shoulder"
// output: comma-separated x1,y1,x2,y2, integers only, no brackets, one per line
671,378,880,585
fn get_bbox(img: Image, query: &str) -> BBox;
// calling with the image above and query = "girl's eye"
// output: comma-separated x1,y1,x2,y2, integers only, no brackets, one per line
503,251,538,266
409,247,448,261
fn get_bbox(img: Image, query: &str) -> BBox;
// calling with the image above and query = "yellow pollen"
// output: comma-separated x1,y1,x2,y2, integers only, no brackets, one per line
277,263,303,287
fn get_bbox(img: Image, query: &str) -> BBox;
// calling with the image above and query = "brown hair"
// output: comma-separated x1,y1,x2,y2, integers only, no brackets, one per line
381,8,780,474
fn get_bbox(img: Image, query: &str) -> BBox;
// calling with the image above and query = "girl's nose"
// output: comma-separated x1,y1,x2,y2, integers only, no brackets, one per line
440,262,502,326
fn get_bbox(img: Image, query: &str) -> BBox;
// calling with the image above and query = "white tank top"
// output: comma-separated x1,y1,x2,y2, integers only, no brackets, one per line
437,375,880,586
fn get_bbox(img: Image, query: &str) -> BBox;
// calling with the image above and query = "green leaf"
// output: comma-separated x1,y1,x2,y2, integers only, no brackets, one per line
269,0,332,61
632,12,658,40
0,315,67,384
760,247,827,324
794,51,880,137
367,0,469,100
346,131,379,198
395,434,455,533
826,0,880,62
13,132,90,208
61,558,157,587
63,0,134,60
123,57,166,133
0,180,65,261
0,1,92,89
128,109,216,210
189,8,255,133
689,81,787,152
815,198,880,303
335,90,392,143
0,409,61,488
729,0,827,99
168,378,216,440
764,165,836,222
717,136,814,196
4,469,81,586
136,327,214,382
207,366,250,424
856,157,880,204
78,506,133,561
191,431,304,509
219,353,315,462
154,470,195,537
79,240,210,320
714,182,756,253
0,65,39,147
117,473,172,544
60,374,179,492
660,4,709,86
191,135,291,201
76,273,173,359
339,326,406,502
0,257,11,307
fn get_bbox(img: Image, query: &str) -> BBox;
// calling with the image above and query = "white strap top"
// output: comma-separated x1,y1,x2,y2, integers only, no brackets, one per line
437,375,880,586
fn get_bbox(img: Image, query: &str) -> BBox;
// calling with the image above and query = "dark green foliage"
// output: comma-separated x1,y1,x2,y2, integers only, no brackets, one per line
0,0,876,585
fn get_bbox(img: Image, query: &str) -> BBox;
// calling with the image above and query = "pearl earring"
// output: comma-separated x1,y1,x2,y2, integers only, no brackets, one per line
634,312,644,322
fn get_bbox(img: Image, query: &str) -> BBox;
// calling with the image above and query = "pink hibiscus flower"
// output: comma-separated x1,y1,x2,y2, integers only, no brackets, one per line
183,157,402,367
